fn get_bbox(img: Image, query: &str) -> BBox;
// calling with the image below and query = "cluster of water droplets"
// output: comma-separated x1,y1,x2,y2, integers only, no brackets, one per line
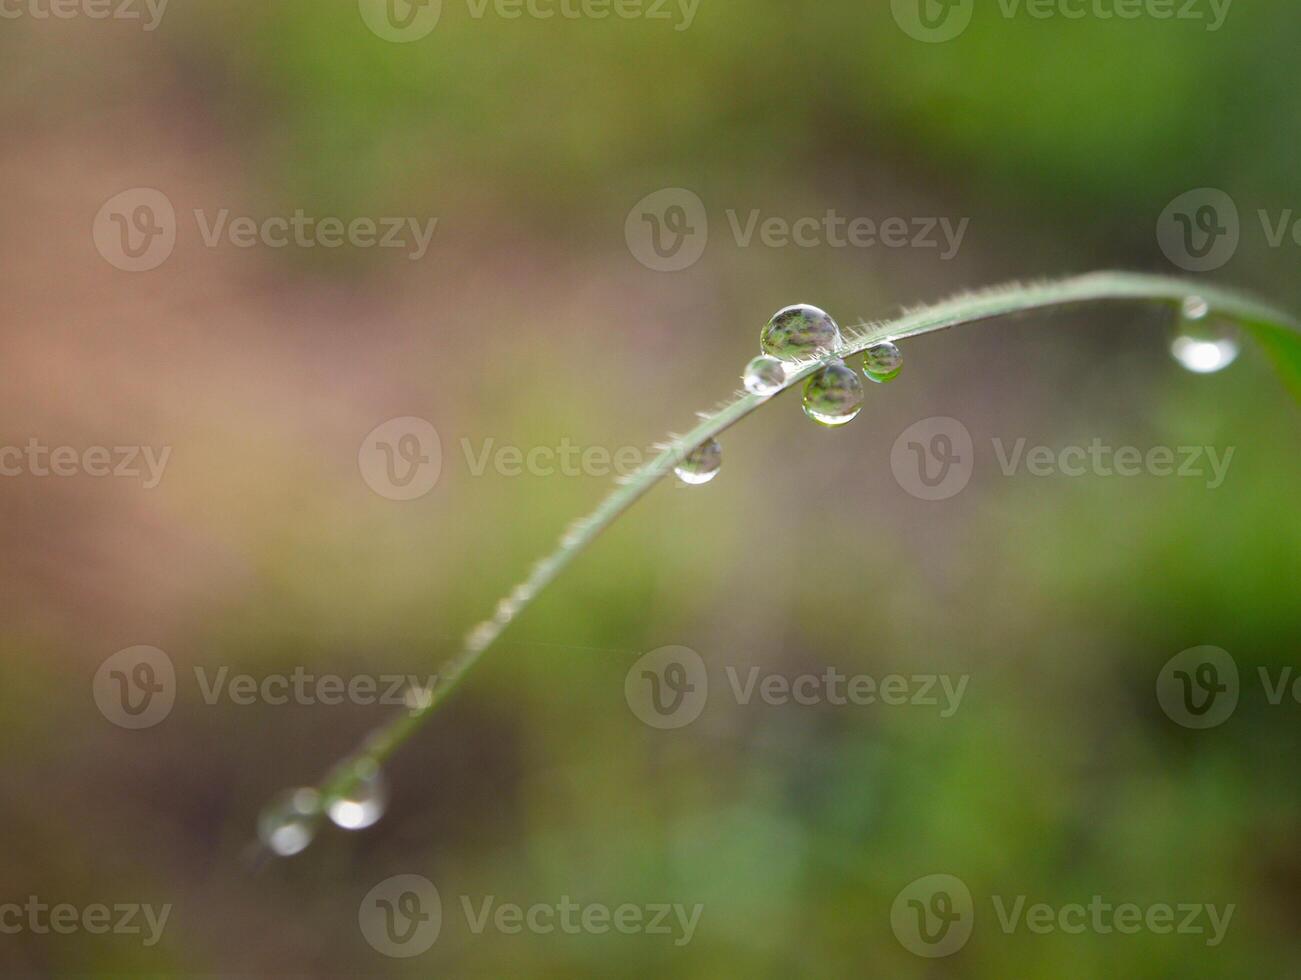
258,754,391,857
1170,295,1240,374
764,303,904,427
671,303,907,484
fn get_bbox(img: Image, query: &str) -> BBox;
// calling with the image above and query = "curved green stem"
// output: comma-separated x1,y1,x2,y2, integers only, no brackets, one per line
308,271,1297,805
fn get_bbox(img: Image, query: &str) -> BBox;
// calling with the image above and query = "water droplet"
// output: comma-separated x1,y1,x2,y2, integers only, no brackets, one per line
862,340,903,383
404,680,435,712
743,355,787,396
760,304,841,361
674,438,722,485
802,361,864,427
326,758,388,831
1171,296,1239,374
258,787,321,857
1181,295,1210,321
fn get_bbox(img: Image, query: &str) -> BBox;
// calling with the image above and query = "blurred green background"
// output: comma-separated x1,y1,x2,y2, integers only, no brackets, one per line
1,0,1298,975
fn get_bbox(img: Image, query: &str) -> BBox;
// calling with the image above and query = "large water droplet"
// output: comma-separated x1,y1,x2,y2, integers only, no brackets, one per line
803,362,864,426
258,787,321,857
862,341,903,383
325,758,388,831
1171,296,1239,374
674,438,722,485
760,304,841,361
743,355,787,396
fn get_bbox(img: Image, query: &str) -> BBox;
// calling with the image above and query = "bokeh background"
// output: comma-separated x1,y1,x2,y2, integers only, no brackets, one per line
2,0,1299,975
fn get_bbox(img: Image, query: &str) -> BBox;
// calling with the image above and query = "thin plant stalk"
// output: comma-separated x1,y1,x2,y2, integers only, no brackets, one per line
308,271,1297,805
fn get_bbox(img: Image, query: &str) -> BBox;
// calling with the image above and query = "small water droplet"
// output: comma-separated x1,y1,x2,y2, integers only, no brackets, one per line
742,355,787,396
405,680,435,712
258,787,321,857
803,361,864,427
862,340,903,383
326,758,388,831
1181,295,1210,321
674,438,722,485
760,304,841,361
1171,296,1239,374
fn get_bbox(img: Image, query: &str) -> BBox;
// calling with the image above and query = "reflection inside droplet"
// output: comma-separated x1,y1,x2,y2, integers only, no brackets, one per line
326,759,388,831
